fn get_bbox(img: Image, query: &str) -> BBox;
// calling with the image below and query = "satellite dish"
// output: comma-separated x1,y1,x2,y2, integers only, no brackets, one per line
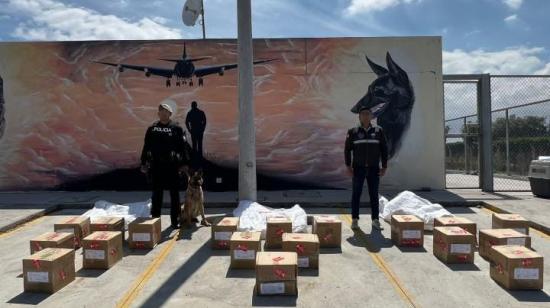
182,0,202,26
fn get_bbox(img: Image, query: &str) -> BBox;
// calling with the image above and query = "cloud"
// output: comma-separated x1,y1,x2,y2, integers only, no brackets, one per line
443,47,550,74
504,14,518,24
4,0,182,41
344,0,421,16
503,0,523,10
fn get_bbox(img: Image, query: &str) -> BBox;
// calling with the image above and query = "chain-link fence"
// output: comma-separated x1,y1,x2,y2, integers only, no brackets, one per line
444,81,480,188
444,76,550,191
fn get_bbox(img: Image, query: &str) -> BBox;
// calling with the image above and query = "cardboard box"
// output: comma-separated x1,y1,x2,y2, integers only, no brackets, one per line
54,216,91,249
490,245,543,290
255,280,298,296
211,217,239,250
492,214,529,235
433,227,475,264
312,215,342,248
391,215,424,247
128,218,161,249
91,217,124,233
82,231,123,269
23,248,75,293
265,217,292,249
230,231,262,269
282,233,320,269
30,232,75,254
255,251,298,296
434,216,477,243
479,229,531,261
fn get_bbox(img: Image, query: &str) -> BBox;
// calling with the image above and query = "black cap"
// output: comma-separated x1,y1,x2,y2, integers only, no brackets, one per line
358,105,372,113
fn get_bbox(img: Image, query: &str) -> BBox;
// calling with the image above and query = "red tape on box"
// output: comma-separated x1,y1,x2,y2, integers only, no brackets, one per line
296,244,305,255
237,244,248,252
273,268,287,279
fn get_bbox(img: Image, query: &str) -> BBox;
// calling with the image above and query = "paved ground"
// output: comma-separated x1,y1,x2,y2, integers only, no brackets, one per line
0,207,548,307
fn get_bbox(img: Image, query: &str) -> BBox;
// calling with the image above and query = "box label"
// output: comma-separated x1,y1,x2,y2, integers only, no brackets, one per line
514,268,539,280
513,228,527,235
85,249,106,260
132,233,151,242
298,257,310,268
234,249,255,260
450,244,471,254
27,271,49,283
214,232,232,241
507,238,526,246
260,282,285,295
402,230,421,239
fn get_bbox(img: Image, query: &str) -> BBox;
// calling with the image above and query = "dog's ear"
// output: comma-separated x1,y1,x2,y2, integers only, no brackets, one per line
366,55,388,76
386,52,409,85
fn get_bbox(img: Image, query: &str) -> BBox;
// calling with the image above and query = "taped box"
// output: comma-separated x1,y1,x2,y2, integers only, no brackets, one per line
211,217,239,250
23,248,75,293
282,233,320,269
54,216,91,249
82,231,123,269
391,215,424,247
265,216,292,249
255,251,298,296
434,216,477,243
91,217,124,233
128,218,161,249
479,229,531,261
490,245,543,290
312,215,342,248
433,226,475,264
230,231,262,269
492,213,529,235
30,232,74,254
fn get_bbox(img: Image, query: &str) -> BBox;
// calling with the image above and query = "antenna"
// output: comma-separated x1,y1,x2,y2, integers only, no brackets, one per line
182,0,206,39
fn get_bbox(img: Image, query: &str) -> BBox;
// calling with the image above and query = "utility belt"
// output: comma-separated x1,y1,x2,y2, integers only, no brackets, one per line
146,151,183,165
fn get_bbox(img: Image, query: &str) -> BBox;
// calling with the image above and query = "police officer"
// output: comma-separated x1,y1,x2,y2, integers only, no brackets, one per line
344,106,388,230
185,101,207,159
140,103,190,229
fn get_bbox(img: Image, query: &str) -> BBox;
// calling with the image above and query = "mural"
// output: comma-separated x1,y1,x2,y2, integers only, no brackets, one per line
0,37,444,191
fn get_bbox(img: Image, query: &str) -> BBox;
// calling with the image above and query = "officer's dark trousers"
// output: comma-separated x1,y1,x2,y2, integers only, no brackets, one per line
191,131,204,158
351,166,380,220
150,164,181,226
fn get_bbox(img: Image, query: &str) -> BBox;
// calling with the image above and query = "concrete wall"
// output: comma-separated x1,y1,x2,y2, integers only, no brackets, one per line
0,37,444,191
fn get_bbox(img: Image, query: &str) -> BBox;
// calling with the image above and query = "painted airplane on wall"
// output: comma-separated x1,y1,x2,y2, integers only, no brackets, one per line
94,43,275,87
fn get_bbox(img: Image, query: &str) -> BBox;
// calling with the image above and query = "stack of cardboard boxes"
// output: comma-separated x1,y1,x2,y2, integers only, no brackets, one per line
255,252,298,296
391,215,424,247
54,216,91,249
282,233,320,269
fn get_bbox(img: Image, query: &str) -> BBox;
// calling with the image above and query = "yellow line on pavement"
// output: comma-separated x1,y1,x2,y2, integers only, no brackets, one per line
116,230,180,308
340,213,419,308
0,216,47,239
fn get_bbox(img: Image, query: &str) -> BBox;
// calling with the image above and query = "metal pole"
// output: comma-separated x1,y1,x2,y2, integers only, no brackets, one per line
464,117,468,174
478,74,494,192
201,0,206,39
505,108,510,176
237,0,257,201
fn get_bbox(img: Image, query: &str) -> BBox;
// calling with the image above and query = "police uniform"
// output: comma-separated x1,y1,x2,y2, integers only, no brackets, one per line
140,119,190,227
344,120,388,221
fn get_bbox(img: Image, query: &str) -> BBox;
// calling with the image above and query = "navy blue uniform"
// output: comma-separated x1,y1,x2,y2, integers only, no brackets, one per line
141,120,190,226
344,124,388,221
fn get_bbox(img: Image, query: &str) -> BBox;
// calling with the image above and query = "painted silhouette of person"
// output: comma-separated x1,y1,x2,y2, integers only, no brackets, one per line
185,101,207,159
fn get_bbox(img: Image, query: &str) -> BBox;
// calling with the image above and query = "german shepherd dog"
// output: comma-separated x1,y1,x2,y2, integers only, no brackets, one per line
181,169,211,228
350,52,415,158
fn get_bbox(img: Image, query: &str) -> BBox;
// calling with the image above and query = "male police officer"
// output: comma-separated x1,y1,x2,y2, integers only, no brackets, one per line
185,101,207,159
344,106,388,230
141,103,190,229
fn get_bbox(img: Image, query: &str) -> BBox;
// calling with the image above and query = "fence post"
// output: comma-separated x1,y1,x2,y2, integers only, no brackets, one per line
478,74,494,192
505,108,510,176
464,117,468,174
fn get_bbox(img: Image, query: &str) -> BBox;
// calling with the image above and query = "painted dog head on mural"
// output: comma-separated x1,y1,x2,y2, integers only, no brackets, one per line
350,52,415,158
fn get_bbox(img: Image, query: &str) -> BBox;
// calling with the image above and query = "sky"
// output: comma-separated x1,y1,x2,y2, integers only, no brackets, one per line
0,0,549,75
